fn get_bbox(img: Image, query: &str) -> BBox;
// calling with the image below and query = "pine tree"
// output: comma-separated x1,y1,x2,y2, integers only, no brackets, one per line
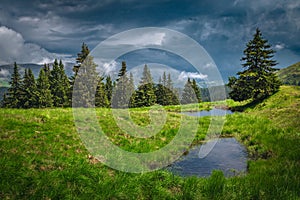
228,28,282,101
155,72,179,106
59,60,71,106
133,64,156,107
191,79,201,103
95,76,109,107
1,93,8,108
181,78,197,104
22,68,38,108
72,55,98,107
3,62,23,108
50,59,70,107
166,73,179,105
73,43,90,77
128,72,136,107
105,75,113,104
166,73,173,90
43,63,51,78
112,61,131,108
162,71,167,87
37,66,53,108
70,43,90,101
116,61,127,82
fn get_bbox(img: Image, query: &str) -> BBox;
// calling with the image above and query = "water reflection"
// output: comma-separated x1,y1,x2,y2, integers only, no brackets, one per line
167,138,247,177
182,108,233,117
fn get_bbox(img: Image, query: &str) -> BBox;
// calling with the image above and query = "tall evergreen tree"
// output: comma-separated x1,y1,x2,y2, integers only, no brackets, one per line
21,68,38,108
181,78,197,104
95,76,109,107
105,75,113,104
112,61,131,108
162,71,167,87
37,66,53,108
73,43,90,77
1,93,8,108
70,43,90,100
3,62,23,108
155,72,179,106
116,61,127,82
128,72,136,107
133,64,156,107
60,60,71,106
166,73,173,90
43,63,51,78
50,59,70,107
191,79,201,103
228,28,281,101
72,55,98,107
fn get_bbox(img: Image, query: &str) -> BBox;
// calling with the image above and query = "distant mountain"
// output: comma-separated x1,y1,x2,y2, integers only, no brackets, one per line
0,62,75,88
278,62,300,86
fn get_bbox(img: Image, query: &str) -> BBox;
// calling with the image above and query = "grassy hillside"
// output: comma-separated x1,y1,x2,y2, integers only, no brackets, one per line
0,86,299,199
278,62,300,85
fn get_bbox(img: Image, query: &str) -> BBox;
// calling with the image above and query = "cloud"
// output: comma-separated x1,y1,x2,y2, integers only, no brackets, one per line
178,71,208,81
0,69,10,77
94,58,119,76
106,31,166,47
0,26,74,65
0,0,299,79
275,43,285,51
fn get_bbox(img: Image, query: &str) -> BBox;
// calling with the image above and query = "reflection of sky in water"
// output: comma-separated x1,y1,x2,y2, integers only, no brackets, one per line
167,138,248,177
182,108,233,117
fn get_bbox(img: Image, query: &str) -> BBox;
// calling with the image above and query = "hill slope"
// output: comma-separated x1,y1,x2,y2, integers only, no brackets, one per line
278,62,300,85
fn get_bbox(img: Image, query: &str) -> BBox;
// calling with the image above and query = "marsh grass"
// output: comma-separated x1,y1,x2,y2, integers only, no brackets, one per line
0,86,299,199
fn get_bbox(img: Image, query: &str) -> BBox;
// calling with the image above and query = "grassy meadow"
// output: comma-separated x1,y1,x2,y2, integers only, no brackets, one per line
0,86,299,199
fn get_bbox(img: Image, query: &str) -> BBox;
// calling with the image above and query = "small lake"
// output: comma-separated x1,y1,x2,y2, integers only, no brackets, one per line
167,138,248,177
182,108,233,117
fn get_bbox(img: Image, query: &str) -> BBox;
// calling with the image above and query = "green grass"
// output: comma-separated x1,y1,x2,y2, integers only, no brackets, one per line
0,86,300,199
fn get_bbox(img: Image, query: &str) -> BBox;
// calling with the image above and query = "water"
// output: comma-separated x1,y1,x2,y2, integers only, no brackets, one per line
166,138,248,177
182,108,233,117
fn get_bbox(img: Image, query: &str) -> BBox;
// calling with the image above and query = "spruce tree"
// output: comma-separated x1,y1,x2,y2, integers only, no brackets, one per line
155,72,179,106
154,82,165,105
181,78,197,104
70,43,90,100
166,73,179,105
50,59,70,107
95,76,109,107
133,64,156,107
128,72,136,107
105,75,113,104
73,43,90,77
37,66,53,108
72,55,98,107
228,28,281,101
59,60,71,106
116,61,127,82
191,79,201,103
1,93,8,108
22,68,38,108
112,61,131,108
43,63,51,78
162,71,167,87
4,62,23,108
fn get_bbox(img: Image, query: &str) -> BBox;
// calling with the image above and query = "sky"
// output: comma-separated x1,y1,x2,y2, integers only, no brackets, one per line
0,0,299,84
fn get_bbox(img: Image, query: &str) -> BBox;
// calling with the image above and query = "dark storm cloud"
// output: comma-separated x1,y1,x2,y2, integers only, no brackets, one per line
0,0,299,79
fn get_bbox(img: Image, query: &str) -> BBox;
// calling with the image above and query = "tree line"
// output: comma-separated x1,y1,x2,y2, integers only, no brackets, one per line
2,28,279,108
1,43,201,108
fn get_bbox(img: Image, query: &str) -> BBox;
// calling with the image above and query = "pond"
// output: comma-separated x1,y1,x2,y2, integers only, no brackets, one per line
182,108,233,117
166,138,248,177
